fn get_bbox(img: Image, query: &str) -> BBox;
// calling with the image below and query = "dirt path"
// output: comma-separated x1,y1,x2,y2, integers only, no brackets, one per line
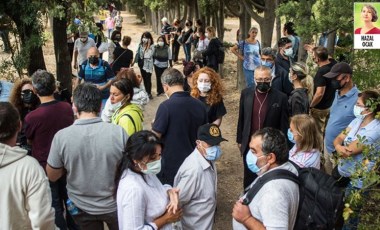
39,11,244,230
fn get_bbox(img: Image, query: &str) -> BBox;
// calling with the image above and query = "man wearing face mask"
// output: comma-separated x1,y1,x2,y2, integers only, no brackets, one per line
260,47,293,96
75,47,115,108
73,31,96,70
152,68,208,186
275,37,293,75
174,123,227,229
323,63,359,174
232,127,299,230
46,83,127,229
237,66,289,188
309,46,336,134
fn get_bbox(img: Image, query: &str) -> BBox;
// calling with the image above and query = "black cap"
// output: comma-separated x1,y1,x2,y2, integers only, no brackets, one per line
324,62,353,79
197,124,227,146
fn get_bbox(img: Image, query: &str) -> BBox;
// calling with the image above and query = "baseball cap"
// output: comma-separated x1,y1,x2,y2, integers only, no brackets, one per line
324,62,353,79
197,124,227,146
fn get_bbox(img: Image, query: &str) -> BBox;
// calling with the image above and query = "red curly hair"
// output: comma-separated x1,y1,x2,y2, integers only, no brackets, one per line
191,67,224,106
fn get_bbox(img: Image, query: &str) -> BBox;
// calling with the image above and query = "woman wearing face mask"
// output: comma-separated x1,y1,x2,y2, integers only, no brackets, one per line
181,20,193,62
191,67,226,126
288,62,312,116
102,68,149,122
112,36,134,74
114,131,183,230
231,27,261,88
202,26,222,72
192,28,209,66
182,61,200,92
333,90,380,187
110,78,144,136
108,30,122,63
153,35,172,97
9,78,40,153
191,19,203,52
332,90,380,229
135,32,155,99
287,114,322,169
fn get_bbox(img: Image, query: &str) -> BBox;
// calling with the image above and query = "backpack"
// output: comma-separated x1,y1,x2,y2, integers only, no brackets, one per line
242,161,344,230
216,39,225,64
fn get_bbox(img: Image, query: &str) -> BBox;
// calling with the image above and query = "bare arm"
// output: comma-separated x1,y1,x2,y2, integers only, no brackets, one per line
230,44,244,61
333,127,351,157
151,129,162,139
212,117,223,127
46,164,65,182
310,86,325,108
232,201,266,230
73,50,78,69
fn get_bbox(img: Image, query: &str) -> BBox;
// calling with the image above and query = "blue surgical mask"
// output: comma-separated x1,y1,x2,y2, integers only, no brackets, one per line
140,158,161,175
246,150,267,175
287,129,296,144
261,61,273,69
204,145,222,161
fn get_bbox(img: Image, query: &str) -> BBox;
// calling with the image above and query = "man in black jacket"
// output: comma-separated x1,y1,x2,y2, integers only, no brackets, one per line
261,47,293,96
236,66,289,188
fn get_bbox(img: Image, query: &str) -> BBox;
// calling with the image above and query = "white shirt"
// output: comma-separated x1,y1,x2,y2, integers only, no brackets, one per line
232,162,299,230
117,169,173,230
74,37,96,65
197,38,209,51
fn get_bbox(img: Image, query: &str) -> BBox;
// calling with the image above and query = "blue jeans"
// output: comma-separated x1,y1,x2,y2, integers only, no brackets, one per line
243,67,255,88
183,43,191,62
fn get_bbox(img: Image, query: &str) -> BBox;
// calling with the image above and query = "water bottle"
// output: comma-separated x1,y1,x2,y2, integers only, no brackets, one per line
66,198,79,215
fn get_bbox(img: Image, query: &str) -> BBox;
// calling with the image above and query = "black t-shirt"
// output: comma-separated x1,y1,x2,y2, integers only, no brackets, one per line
313,62,336,109
112,47,133,73
199,96,227,123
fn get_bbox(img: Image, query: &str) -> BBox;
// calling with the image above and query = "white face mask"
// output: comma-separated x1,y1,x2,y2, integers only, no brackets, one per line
353,105,369,120
205,32,209,38
284,48,293,57
142,38,148,43
139,158,161,175
158,41,164,47
197,82,211,93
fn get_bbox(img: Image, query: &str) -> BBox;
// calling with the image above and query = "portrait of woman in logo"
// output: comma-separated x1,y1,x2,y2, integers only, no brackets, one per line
355,3,380,34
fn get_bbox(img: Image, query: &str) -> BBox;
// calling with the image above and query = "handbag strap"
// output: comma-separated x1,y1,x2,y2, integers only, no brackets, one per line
112,49,128,65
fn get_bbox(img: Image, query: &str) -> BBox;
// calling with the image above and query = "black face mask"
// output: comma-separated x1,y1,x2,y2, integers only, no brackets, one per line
88,56,99,65
331,77,346,90
21,90,38,105
256,82,271,92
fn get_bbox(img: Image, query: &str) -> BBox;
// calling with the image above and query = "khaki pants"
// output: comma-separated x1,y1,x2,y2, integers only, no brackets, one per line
322,145,337,175
310,107,330,134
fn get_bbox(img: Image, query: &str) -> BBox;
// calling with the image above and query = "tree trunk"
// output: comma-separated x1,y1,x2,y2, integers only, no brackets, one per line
259,0,276,47
275,0,282,44
237,9,251,90
53,16,72,94
327,31,336,57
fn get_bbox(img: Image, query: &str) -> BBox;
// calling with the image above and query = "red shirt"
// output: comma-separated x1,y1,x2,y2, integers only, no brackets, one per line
354,27,380,34
24,100,74,169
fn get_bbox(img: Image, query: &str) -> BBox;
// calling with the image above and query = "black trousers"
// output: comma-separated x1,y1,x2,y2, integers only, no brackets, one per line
154,65,167,95
140,68,152,95
172,42,180,62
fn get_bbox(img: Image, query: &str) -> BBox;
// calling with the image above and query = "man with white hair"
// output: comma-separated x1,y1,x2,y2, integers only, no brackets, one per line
161,17,172,43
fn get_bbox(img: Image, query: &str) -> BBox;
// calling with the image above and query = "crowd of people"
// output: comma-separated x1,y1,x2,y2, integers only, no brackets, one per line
0,9,379,230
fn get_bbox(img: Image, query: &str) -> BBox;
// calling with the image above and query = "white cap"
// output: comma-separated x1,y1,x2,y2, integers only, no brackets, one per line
161,17,168,22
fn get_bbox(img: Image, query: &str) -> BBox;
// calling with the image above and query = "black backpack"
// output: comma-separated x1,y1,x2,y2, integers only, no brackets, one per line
242,162,344,230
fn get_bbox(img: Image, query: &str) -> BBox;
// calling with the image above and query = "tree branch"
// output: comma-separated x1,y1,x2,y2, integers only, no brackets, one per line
240,0,263,24
225,1,243,17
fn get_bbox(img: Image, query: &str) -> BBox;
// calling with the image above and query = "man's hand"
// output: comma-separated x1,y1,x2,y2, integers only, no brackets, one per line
166,188,180,214
232,200,252,224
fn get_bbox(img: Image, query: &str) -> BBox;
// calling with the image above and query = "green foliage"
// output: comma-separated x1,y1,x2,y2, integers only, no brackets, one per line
352,50,380,90
122,0,146,21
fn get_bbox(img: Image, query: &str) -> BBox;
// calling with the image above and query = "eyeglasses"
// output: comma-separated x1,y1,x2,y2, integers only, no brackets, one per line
255,77,272,83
